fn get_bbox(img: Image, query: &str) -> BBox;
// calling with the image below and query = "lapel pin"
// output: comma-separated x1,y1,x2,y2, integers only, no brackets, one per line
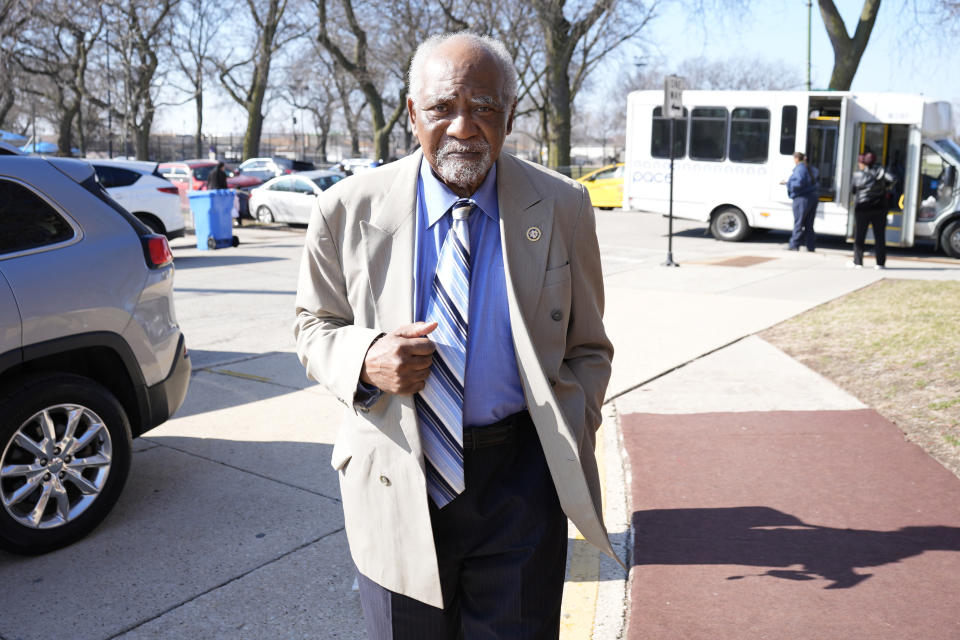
526,227,542,242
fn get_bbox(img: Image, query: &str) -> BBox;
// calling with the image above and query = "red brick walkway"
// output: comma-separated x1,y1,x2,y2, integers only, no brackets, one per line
622,409,960,639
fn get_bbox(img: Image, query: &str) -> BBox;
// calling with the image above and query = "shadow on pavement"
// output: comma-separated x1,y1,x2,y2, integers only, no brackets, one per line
172,254,286,269
0,438,347,640
172,350,322,418
632,506,960,589
176,286,297,296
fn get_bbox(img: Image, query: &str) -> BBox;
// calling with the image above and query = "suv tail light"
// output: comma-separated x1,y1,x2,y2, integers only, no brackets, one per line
157,186,179,195
143,234,173,268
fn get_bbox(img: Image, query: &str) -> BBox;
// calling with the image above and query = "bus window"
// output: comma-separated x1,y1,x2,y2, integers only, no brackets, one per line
780,106,797,155
651,106,687,159
920,146,952,211
729,107,770,163
690,107,727,161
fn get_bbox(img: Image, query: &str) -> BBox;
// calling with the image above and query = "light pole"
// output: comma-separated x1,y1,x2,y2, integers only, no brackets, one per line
107,27,113,158
806,0,813,91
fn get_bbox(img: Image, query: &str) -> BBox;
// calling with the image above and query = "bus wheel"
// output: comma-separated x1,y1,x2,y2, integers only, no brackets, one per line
710,207,750,242
942,220,960,259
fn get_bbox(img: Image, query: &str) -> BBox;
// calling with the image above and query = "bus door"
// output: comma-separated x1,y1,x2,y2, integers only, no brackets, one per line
846,123,911,247
806,115,840,200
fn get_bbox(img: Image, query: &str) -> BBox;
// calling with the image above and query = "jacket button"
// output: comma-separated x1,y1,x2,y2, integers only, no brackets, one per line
551,309,563,321
549,378,558,387
379,475,391,486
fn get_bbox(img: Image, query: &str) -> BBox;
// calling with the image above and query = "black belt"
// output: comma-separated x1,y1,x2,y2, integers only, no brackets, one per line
462,410,531,450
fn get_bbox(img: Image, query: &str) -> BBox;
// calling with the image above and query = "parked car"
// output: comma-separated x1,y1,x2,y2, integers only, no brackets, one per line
0,155,191,554
158,159,259,220
248,169,344,225
0,140,24,155
89,159,185,239
337,157,377,174
576,163,624,210
158,159,260,192
236,157,315,182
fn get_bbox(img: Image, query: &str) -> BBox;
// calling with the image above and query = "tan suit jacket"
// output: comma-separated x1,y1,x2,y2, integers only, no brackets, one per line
294,151,615,607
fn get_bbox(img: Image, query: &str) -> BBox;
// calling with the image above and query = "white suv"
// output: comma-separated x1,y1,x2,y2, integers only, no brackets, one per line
89,159,185,239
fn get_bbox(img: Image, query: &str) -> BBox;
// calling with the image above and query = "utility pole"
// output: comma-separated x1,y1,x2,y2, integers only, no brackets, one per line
806,0,813,91
107,27,113,158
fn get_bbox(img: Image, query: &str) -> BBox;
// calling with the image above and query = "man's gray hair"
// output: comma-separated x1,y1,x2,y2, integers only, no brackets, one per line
408,32,518,107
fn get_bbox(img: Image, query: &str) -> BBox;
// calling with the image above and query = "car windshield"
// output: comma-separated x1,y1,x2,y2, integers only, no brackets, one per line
936,139,960,166
311,175,341,190
192,165,214,181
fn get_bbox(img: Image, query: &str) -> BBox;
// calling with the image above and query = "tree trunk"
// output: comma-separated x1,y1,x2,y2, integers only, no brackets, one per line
350,129,360,156
0,91,13,129
361,85,389,163
244,98,264,160
317,131,327,160
819,0,881,90
135,110,153,160
56,107,76,157
545,60,572,172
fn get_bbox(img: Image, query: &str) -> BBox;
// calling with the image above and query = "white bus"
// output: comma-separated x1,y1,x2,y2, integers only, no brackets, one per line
622,90,960,258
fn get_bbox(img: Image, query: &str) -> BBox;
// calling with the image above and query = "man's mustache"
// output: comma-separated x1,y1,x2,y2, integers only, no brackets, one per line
437,140,491,156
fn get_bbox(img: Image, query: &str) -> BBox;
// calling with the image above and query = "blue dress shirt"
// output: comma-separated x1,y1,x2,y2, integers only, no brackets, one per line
415,159,526,428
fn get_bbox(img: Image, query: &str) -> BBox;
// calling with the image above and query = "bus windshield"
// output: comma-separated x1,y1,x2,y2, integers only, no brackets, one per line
937,139,960,165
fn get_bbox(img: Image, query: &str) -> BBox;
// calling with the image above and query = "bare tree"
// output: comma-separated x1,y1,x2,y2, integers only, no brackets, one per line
314,0,439,163
215,0,305,160
0,0,34,130
171,0,226,158
526,0,658,171
333,65,368,157
104,0,180,159
15,1,104,156
818,0,880,90
280,47,340,162
675,56,802,91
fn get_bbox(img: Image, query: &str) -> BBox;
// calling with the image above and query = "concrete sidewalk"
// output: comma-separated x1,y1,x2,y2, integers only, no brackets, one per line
594,223,960,639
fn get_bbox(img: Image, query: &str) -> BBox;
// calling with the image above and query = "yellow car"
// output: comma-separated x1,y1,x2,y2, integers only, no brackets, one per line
577,163,624,210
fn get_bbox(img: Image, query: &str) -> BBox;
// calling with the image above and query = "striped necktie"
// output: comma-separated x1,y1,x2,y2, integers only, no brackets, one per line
415,199,473,507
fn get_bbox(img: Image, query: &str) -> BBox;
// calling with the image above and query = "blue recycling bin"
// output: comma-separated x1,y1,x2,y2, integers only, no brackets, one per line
189,189,238,250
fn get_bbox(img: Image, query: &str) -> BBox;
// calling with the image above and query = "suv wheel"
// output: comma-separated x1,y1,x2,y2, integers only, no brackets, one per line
941,220,960,259
0,374,133,554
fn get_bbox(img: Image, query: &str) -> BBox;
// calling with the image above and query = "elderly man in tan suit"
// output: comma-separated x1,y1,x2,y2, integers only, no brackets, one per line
295,31,614,640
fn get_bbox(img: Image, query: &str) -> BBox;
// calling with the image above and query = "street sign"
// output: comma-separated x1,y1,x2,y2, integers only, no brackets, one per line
662,75,683,267
664,75,683,118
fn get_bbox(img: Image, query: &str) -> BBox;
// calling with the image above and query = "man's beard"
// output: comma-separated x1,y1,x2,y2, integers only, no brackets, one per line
434,139,493,191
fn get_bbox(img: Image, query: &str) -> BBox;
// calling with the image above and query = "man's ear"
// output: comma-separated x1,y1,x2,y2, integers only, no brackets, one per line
407,97,418,134
505,99,517,135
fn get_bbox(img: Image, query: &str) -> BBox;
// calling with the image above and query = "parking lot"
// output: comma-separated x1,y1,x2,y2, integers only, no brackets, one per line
2,211,958,640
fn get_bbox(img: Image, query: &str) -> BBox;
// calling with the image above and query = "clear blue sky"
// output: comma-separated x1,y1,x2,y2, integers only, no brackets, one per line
648,0,960,102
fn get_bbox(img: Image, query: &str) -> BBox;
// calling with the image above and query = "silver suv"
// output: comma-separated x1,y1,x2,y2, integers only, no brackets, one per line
0,156,190,554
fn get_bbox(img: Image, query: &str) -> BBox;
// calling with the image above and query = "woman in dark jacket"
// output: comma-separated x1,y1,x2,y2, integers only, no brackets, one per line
785,152,820,251
850,152,896,269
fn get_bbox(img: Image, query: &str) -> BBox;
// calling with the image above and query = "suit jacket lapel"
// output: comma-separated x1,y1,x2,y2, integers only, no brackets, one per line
497,154,553,323
360,152,420,330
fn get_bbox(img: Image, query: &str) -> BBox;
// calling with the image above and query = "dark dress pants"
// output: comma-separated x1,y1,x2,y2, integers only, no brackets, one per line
789,195,818,250
356,414,569,640
853,204,887,266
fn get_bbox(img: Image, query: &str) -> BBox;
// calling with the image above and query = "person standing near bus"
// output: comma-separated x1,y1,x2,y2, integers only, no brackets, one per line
850,151,896,269
785,151,819,251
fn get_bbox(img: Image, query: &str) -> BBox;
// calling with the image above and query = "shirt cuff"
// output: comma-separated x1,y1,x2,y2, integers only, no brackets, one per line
354,381,383,409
